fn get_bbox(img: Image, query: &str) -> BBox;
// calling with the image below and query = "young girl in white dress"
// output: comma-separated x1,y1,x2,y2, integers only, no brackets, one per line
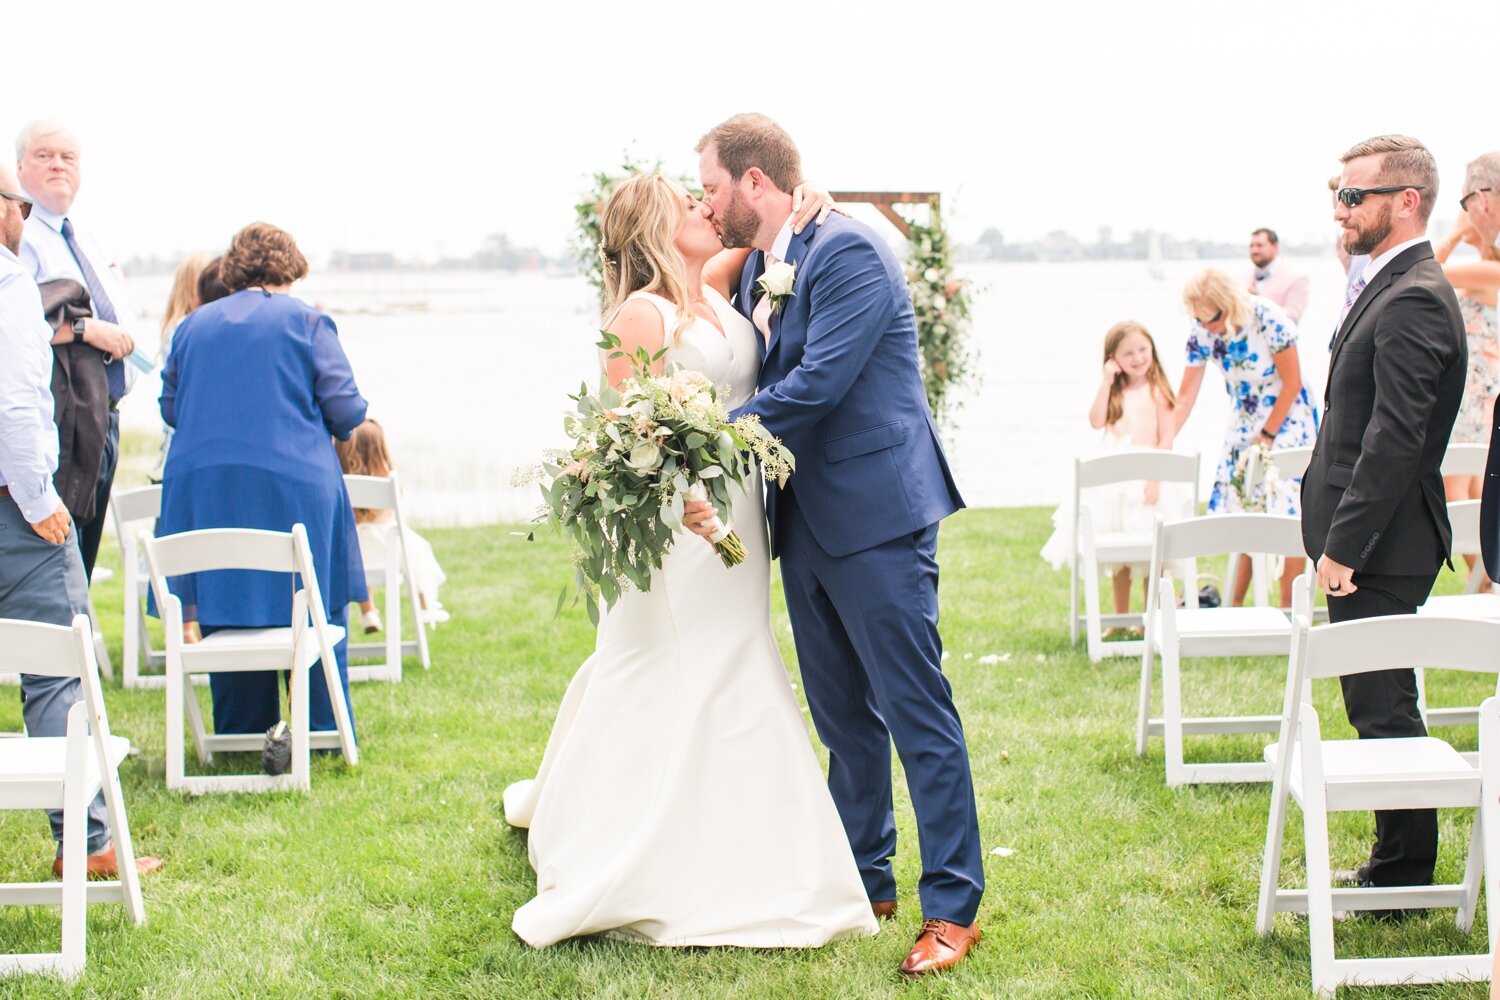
334,418,448,631
502,175,876,949
1042,321,1191,622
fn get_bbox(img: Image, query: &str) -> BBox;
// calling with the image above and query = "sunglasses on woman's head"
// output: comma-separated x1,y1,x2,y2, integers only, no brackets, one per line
0,191,31,220
1335,185,1424,208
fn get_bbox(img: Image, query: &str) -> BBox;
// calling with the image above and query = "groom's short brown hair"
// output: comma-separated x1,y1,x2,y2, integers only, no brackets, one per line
697,113,802,193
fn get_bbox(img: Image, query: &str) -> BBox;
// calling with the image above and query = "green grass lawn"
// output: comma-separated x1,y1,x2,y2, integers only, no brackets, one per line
0,505,1493,998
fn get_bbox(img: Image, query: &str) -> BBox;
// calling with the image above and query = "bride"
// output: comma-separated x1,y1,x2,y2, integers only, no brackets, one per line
503,174,879,948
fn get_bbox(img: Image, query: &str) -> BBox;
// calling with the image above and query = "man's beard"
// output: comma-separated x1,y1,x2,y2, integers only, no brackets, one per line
714,191,760,249
1343,200,1395,257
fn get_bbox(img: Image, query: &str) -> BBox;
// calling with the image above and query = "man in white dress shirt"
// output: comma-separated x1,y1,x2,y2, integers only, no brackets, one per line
1248,227,1310,324
17,120,139,580
0,161,160,879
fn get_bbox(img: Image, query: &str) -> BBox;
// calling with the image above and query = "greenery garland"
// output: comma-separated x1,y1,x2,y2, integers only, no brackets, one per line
904,206,975,427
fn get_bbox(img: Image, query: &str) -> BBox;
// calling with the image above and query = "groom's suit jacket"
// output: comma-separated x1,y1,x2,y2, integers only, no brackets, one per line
732,215,963,558
1301,241,1464,575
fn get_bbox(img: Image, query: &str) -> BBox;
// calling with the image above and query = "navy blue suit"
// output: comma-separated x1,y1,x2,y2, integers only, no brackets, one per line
731,214,982,924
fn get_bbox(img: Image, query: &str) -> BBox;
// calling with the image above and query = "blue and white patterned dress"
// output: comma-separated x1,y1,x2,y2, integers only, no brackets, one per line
1186,295,1319,514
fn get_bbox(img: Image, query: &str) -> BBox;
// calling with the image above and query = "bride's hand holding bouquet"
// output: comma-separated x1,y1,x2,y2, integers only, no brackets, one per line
522,333,794,622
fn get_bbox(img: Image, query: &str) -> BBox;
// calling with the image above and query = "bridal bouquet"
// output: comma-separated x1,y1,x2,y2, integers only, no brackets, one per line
522,332,795,622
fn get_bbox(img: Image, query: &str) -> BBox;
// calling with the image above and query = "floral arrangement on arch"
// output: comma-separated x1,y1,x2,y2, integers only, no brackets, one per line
573,154,699,312
903,208,976,428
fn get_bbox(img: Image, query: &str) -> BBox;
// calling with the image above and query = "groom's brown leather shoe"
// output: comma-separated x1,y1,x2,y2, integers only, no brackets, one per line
871,899,898,921
898,918,980,977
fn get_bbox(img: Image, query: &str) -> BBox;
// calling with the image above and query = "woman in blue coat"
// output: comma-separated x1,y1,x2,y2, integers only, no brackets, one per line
158,222,367,745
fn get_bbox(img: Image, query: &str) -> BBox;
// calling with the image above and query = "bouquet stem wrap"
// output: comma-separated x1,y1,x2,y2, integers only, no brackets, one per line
687,482,744,567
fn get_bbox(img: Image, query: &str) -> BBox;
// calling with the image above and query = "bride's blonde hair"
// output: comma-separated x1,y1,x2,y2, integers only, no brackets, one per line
598,173,694,343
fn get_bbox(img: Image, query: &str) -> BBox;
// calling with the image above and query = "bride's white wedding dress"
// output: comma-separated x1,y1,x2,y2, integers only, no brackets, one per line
503,288,878,948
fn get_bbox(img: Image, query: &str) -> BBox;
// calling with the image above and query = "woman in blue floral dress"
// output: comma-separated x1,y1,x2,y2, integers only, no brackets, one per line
1174,268,1319,606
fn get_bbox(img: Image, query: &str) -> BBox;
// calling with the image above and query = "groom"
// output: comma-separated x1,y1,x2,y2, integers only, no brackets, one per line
689,113,983,976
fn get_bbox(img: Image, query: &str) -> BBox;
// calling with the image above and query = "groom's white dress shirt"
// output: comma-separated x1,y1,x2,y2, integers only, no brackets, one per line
752,214,797,342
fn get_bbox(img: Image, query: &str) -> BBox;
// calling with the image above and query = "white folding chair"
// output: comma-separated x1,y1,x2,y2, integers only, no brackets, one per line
1412,500,1500,738
1442,442,1489,480
343,474,431,683
142,524,359,794
109,486,166,689
0,616,146,979
1136,515,1312,786
1068,450,1200,662
1234,446,1319,616
1256,613,1500,997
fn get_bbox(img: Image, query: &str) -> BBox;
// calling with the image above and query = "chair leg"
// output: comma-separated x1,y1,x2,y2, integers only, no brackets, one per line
59,706,88,976
1456,808,1483,933
1256,771,1291,935
1161,644,1187,787
123,577,140,689
385,571,402,683
1135,635,1155,756
99,754,146,926
408,567,431,670
184,673,211,764
1299,718,1338,997
1082,542,1104,664
1069,551,1079,646
291,658,311,792
165,655,185,791
1481,701,1500,956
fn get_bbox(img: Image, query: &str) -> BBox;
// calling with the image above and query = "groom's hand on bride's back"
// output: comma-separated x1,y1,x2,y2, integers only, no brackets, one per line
683,499,721,544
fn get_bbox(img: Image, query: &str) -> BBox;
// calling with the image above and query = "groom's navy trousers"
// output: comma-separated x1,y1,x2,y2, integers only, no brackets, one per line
776,487,984,926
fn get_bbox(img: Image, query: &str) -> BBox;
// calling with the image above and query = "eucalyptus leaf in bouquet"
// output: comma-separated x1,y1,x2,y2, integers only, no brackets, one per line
520,333,794,624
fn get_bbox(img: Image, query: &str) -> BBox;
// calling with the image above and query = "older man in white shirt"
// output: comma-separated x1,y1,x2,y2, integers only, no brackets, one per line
17,120,141,581
0,161,160,879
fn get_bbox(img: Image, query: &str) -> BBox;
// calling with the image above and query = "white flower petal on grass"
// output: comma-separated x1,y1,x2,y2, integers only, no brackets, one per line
990,846,1016,858
978,654,1001,666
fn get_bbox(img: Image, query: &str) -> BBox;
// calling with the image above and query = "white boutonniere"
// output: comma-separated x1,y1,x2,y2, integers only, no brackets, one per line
756,260,797,314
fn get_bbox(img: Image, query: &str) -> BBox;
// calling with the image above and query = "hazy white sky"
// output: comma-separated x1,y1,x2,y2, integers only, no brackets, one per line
10,0,1491,262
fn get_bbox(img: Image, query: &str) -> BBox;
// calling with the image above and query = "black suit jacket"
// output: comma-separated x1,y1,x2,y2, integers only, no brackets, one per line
1480,395,1500,580
38,278,109,522
1301,242,1465,575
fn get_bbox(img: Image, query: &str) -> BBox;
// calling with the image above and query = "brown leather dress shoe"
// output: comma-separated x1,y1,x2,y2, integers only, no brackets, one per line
52,842,163,880
899,918,980,977
871,899,898,921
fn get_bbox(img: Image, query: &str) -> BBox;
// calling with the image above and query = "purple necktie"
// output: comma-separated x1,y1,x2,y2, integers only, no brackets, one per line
1330,272,1368,352
60,218,124,400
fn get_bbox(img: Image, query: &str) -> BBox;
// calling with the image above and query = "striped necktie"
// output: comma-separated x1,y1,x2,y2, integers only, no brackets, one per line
60,217,124,400
1330,272,1367,351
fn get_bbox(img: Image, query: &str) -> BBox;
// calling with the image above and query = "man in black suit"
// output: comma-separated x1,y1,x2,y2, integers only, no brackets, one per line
1302,134,1466,891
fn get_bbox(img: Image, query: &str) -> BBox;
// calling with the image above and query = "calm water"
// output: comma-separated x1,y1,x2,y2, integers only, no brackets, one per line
118,256,1348,526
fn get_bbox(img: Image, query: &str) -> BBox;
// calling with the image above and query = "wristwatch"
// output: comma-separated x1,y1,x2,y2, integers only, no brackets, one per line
71,318,86,342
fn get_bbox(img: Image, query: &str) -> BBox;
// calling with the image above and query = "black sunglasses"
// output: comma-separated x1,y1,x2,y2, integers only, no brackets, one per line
1197,308,1223,326
1336,185,1425,208
0,191,31,220
1460,188,1492,213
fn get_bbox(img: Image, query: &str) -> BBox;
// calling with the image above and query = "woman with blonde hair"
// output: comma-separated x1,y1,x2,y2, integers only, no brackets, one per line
503,176,879,950
149,254,229,483
1175,268,1319,606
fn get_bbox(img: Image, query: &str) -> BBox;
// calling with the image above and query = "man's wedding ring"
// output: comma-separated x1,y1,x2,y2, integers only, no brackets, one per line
1329,582,1341,591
